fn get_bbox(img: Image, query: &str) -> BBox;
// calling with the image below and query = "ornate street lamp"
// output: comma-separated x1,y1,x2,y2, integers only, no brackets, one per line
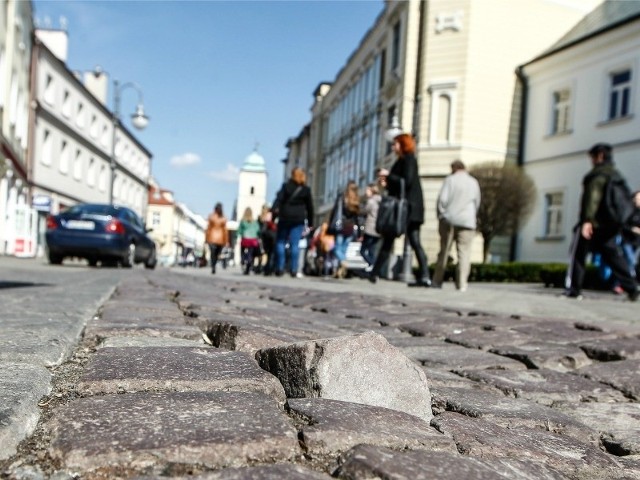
109,80,149,205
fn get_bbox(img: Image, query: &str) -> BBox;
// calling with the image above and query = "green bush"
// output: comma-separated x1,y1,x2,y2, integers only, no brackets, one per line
428,261,609,290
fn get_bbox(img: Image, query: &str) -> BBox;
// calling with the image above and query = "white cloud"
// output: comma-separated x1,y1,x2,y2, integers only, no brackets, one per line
208,164,240,182
170,153,201,167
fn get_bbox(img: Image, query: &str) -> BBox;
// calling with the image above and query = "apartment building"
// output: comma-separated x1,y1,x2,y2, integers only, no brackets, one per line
518,1,640,262
294,0,600,263
27,29,152,257
0,0,33,256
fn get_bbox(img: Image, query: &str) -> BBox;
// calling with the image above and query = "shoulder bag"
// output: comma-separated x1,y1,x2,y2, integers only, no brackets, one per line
376,179,408,238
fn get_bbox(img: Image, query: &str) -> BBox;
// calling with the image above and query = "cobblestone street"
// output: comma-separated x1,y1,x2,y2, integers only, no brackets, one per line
1,258,639,479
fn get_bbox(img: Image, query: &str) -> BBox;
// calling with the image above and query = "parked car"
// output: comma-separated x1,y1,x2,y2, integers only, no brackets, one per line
45,203,157,269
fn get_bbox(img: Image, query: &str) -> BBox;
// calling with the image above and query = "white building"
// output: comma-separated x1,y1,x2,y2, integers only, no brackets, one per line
295,0,602,264
27,29,152,257
518,1,640,262
0,0,33,256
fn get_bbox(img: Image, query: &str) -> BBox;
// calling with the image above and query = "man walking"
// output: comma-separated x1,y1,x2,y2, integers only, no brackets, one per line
565,143,639,301
433,160,481,291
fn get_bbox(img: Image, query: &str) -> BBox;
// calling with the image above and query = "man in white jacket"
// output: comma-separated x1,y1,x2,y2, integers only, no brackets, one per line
433,160,481,291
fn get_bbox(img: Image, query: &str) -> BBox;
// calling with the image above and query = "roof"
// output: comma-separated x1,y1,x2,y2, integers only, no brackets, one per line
527,0,640,65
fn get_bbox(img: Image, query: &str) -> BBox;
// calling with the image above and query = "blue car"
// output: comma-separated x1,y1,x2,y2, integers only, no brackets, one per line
45,203,157,269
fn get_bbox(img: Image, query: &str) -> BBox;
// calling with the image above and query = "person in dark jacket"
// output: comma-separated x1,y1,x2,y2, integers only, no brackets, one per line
565,143,638,301
272,167,314,277
369,133,431,287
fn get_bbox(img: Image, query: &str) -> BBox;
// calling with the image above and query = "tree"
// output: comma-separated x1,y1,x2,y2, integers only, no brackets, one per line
469,162,536,262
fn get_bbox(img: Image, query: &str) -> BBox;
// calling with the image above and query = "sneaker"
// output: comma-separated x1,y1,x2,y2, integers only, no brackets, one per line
562,290,583,300
368,272,378,284
295,272,304,279
364,265,374,273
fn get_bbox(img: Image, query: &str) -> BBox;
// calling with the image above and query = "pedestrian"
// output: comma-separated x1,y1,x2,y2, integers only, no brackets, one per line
432,160,481,292
564,143,638,301
360,182,381,271
317,219,336,277
272,167,314,277
330,180,361,279
258,204,277,276
238,207,261,275
204,202,229,274
368,133,431,287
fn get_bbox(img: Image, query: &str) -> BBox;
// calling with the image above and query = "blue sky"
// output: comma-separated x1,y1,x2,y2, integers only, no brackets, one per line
32,0,384,219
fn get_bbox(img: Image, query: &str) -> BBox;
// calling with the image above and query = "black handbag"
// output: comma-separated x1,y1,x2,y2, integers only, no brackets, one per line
327,193,343,235
375,179,408,237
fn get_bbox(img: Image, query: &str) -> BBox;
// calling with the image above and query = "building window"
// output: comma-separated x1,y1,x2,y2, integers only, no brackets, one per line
42,129,52,165
544,192,563,237
60,140,69,174
428,81,457,145
73,149,82,180
152,211,161,226
76,102,85,128
98,165,107,192
90,114,98,138
88,158,96,187
62,89,71,118
43,73,55,105
551,89,571,134
608,69,632,120
379,49,386,88
391,21,401,71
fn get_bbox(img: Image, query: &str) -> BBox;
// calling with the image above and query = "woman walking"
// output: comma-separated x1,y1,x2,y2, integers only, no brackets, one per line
360,182,381,270
205,202,229,274
273,167,314,277
330,180,361,279
238,207,261,275
369,133,431,287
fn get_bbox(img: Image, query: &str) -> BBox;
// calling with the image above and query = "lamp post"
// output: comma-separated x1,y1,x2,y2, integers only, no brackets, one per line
109,79,149,205
385,111,413,283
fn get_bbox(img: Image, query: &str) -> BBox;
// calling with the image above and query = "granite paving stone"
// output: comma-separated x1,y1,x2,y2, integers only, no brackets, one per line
455,367,628,405
286,397,456,456
401,343,527,371
430,386,599,443
83,321,202,341
48,391,300,474
186,464,334,479
575,359,640,400
579,337,640,361
334,444,568,480
76,346,286,402
99,335,205,348
488,341,592,371
552,402,640,455
511,321,620,344
431,412,624,479
444,326,535,350
256,331,433,421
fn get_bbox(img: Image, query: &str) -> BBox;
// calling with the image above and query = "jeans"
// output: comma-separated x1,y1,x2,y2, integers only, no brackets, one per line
208,243,223,272
334,234,352,263
275,222,304,273
372,222,429,281
360,234,380,266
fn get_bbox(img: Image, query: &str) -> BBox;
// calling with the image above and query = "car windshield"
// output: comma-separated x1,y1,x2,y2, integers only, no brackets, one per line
63,204,116,216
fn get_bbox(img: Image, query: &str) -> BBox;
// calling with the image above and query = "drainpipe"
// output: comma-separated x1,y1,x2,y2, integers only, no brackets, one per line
510,65,529,262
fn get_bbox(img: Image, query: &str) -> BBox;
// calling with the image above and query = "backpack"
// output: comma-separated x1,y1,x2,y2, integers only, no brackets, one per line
603,171,635,227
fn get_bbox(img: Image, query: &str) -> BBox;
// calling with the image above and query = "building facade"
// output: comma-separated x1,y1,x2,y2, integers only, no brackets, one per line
0,0,33,256
292,0,601,264
518,1,640,262
147,179,207,267
27,30,152,257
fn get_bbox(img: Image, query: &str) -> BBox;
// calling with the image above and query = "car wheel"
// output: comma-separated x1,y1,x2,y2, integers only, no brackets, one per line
121,243,135,268
48,252,63,265
144,249,157,270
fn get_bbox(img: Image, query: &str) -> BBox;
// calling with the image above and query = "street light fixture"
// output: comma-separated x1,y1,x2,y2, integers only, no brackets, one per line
384,109,413,283
109,79,149,205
